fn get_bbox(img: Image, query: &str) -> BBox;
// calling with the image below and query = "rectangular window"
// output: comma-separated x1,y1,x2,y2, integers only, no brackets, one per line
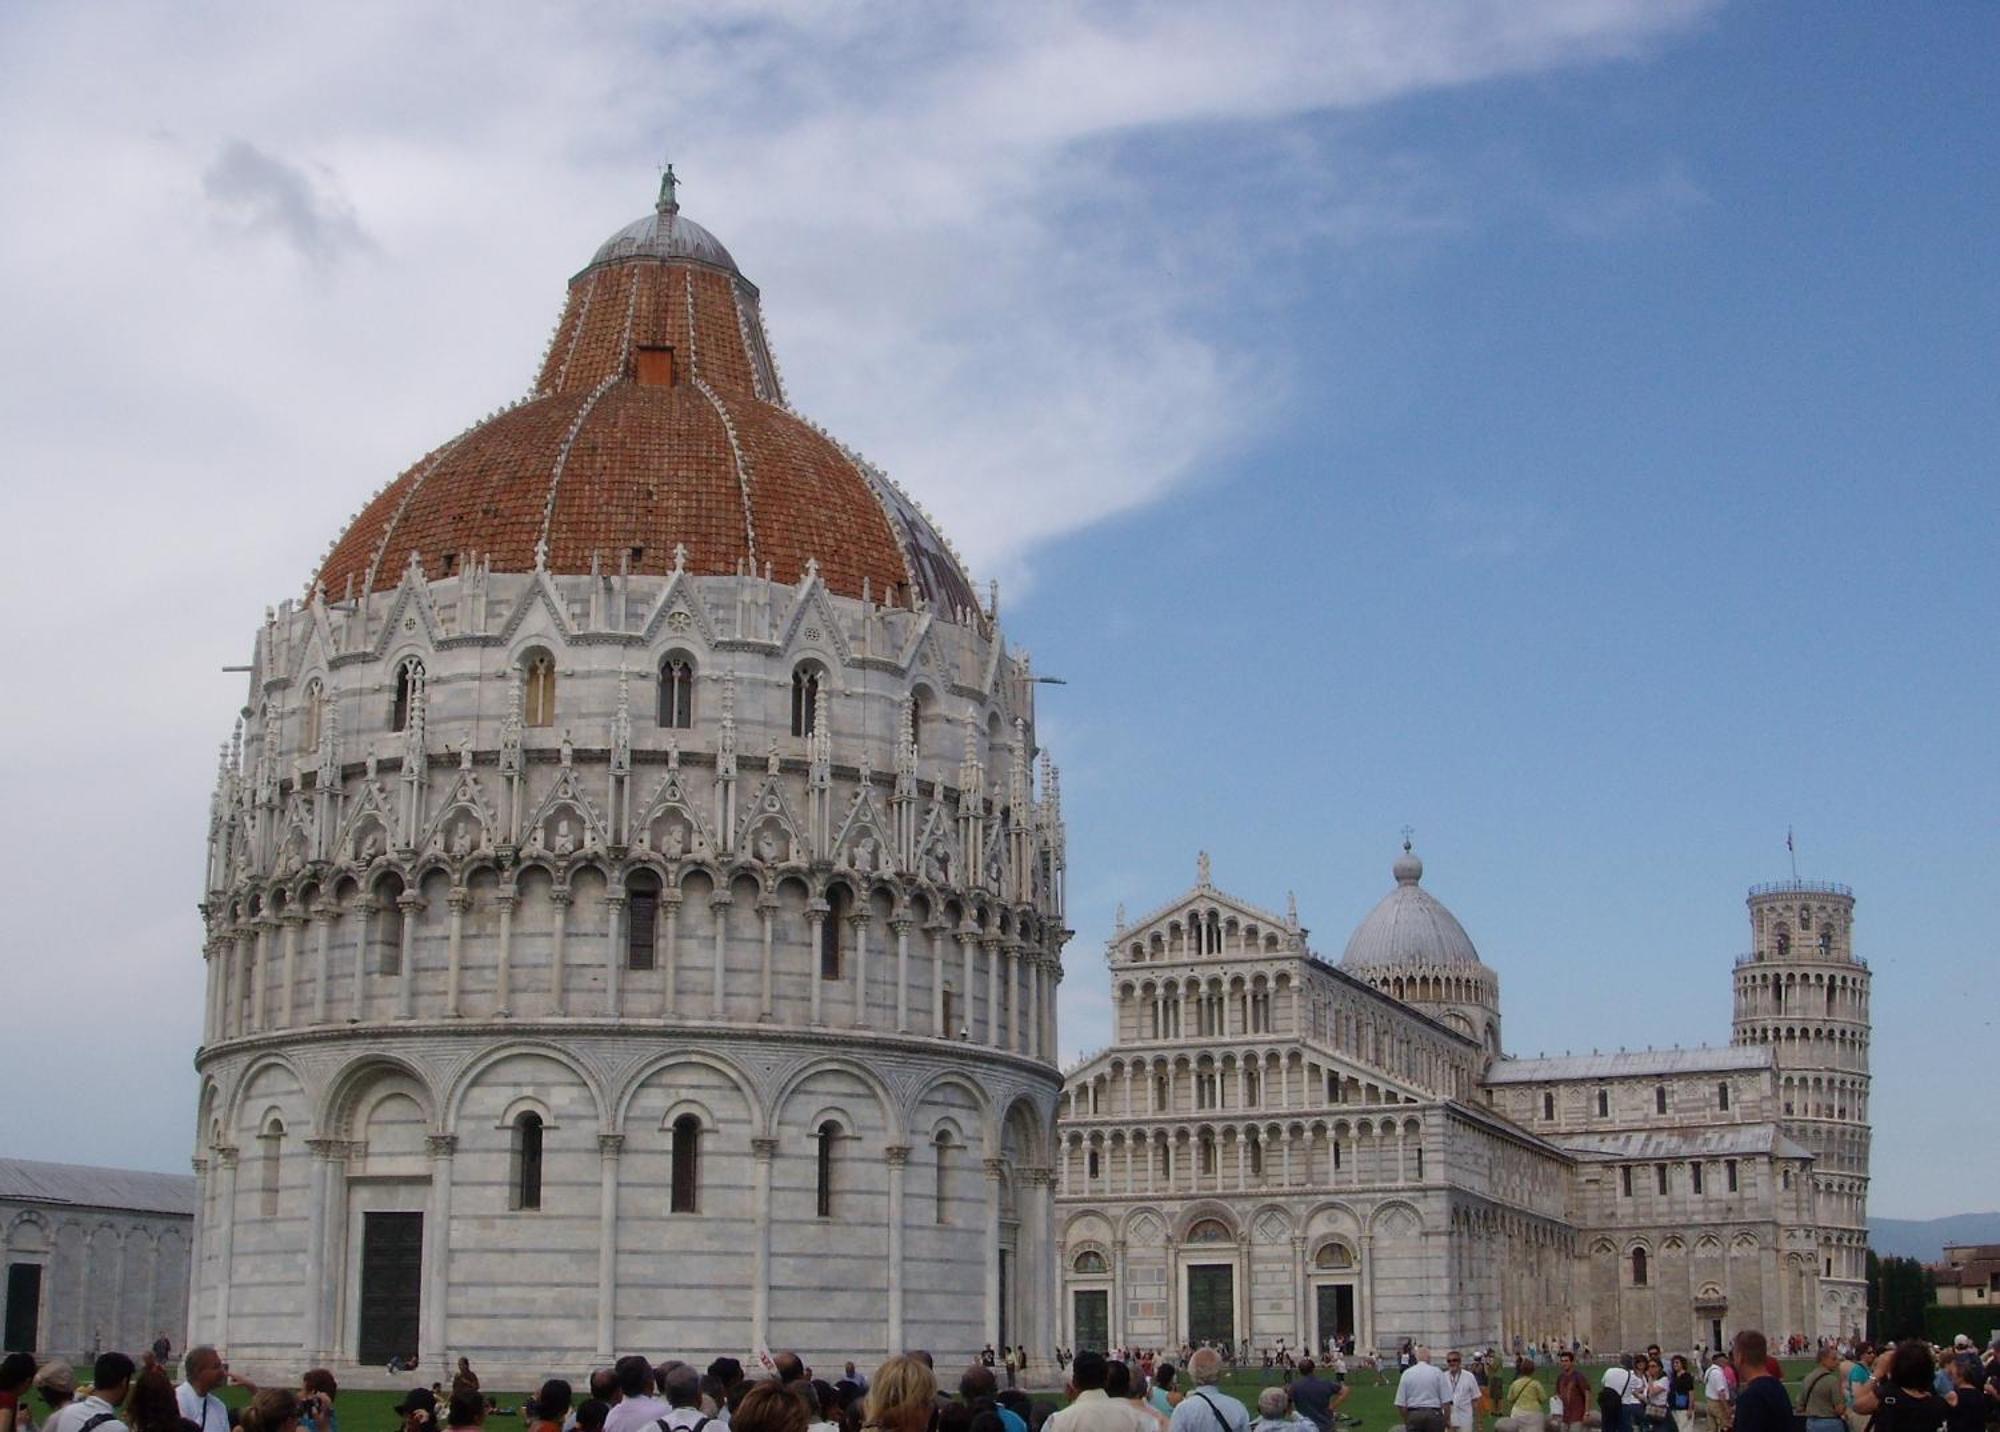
1596,1089,1609,1117
1726,1159,1739,1193
1655,1163,1668,1195
1620,1166,1634,1197
1543,1091,1555,1121
1655,1085,1668,1114
627,892,658,970
1718,1081,1731,1111
1692,1163,1704,1195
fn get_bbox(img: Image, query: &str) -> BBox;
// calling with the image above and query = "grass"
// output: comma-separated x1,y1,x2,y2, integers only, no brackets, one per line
208,1360,1825,1432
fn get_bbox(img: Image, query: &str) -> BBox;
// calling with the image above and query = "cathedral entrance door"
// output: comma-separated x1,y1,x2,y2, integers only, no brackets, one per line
1186,1264,1234,1349
1074,1289,1108,1353
1315,1283,1355,1349
4,1264,41,1352
357,1211,423,1365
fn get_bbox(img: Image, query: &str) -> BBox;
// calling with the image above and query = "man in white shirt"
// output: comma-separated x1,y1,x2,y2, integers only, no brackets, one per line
52,1355,134,1432
1046,1352,1143,1432
654,1366,712,1432
603,1358,670,1432
1394,1347,1452,1432
1702,1357,1733,1432
1168,1350,1250,1432
174,1349,249,1432
1443,1354,1480,1432
1601,1358,1645,1432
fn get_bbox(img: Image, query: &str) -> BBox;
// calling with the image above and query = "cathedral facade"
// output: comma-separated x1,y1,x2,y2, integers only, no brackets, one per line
1055,850,1869,1355
190,176,1067,1380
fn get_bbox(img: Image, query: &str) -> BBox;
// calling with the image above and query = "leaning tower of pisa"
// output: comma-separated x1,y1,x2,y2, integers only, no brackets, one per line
1731,880,1871,1339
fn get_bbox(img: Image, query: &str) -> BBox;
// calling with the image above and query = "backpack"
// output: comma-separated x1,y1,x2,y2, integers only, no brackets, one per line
1598,1382,1625,1424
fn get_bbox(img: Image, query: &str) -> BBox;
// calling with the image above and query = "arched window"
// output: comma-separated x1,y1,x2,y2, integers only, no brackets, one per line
523,651,556,728
1154,1074,1169,1112
1542,1091,1555,1121
815,1120,839,1218
1655,1085,1668,1115
934,1130,953,1223
1596,1088,1609,1117
377,878,405,975
659,657,694,729
512,1112,544,1211
791,664,821,738
670,1114,700,1213
1087,1149,1100,1180
391,658,424,732
940,986,956,1037
1248,1141,1263,1177
1632,1247,1648,1286
1817,929,1833,957
627,872,660,971
258,1118,283,1216
821,887,848,979
1198,1138,1216,1175
300,679,324,753
1775,927,1791,958
1717,1082,1731,1112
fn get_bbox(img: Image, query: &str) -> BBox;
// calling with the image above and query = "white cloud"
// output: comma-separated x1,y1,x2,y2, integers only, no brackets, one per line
0,0,1714,1168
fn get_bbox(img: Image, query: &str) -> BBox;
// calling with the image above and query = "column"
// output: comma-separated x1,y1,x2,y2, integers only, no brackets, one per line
929,926,946,1034
710,893,731,1019
961,932,977,1040
495,891,516,1015
550,888,572,1015
1162,1236,1180,1351
885,1144,909,1351
850,912,871,1028
1006,948,1021,1051
396,892,421,1020
1292,1234,1309,1351
445,888,471,1016
279,912,304,1026
807,909,826,1025
185,1156,208,1346
247,920,269,1032
302,1139,336,1359
350,901,373,1023
604,894,627,1017
596,1135,623,1359
422,1134,457,1367
894,919,912,1033
201,949,217,1046
212,1147,238,1348
985,938,1001,1046
661,895,680,1016
752,1137,777,1351
310,903,334,1025
1111,1238,1127,1349
983,1157,1005,1348
758,898,777,1020
1357,1238,1374,1352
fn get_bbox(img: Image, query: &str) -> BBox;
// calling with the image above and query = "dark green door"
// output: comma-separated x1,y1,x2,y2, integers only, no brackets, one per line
4,1264,40,1351
1186,1263,1233,1347
1074,1289,1108,1352
1316,1283,1355,1348
358,1212,423,1365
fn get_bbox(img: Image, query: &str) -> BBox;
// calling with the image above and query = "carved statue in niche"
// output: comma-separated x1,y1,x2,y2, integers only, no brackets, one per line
357,828,382,865
756,829,780,865
851,837,876,874
551,817,576,858
922,843,946,884
662,823,687,858
450,821,474,859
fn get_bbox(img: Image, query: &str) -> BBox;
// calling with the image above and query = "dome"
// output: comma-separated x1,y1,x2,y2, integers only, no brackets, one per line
1339,843,1483,970
312,172,979,616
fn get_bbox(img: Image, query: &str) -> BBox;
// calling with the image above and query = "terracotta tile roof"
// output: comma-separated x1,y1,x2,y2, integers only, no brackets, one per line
315,205,977,613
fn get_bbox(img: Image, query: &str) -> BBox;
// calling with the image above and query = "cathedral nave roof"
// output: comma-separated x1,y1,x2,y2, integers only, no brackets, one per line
1486,1044,1771,1084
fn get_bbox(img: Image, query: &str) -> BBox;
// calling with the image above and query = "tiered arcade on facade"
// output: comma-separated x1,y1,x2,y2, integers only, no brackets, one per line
191,175,1067,1380
1056,852,1871,1356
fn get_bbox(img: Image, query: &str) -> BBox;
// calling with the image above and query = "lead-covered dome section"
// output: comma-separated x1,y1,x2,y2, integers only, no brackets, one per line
313,188,979,616
1339,845,1484,969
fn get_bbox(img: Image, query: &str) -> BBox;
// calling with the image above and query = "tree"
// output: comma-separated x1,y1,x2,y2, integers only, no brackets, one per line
1869,1253,1934,1341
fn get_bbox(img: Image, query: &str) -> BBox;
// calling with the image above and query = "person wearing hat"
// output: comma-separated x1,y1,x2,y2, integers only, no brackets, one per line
33,1364,77,1432
395,1390,438,1432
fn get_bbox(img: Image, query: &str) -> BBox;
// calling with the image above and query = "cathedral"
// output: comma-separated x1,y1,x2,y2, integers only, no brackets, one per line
189,173,1067,1379
1054,848,1870,1355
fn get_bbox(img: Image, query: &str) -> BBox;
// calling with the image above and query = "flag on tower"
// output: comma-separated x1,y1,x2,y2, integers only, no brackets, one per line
1786,827,1794,853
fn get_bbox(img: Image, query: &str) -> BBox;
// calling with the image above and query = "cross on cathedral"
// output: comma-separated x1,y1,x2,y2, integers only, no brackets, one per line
1401,823,1416,852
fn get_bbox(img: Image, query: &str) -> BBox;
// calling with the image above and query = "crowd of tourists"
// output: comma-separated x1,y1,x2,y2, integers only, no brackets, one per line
4,1332,2000,1432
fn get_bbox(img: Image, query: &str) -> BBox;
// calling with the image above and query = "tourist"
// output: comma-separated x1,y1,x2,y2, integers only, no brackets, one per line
604,1358,669,1432
1167,1352,1246,1432
1,1356,37,1432
1289,1360,1344,1432
1944,1352,1987,1432
53,1355,134,1432
844,1369,869,1397
1443,1353,1480,1432
528,1381,572,1432
861,1358,937,1432
34,1362,76,1432
961,1366,1024,1432
654,1364,711,1432
1798,1345,1847,1432
1395,1347,1451,1432
1148,1368,1178,1418
574,1405,609,1432
1502,1356,1546,1432
1641,1359,1670,1431
394,1390,437,1432
123,1368,187,1432
1702,1354,1732,1432
1599,1356,1644,1432
1249,1389,1304,1432
1663,1357,1694,1432
444,1393,485,1432
1109,1364,1165,1432
240,1391,302,1432
1852,1344,1945,1432
453,1365,480,1400
1552,1352,1588,1432
1727,1335,1792,1432
1043,1353,1132,1432
733,1385,806,1432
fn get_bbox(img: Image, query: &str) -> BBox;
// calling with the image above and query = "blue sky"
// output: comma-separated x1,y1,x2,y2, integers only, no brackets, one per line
0,3,1991,1218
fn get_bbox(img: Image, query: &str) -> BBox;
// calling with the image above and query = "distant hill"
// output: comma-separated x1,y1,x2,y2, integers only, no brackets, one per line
1870,1212,2000,1261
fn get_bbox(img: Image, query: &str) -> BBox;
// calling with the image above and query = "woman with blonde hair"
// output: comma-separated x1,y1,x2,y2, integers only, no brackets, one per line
862,1358,939,1432
240,1390,303,1432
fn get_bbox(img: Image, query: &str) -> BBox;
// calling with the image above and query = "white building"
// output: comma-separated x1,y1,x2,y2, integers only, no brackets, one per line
190,173,1067,1381
1056,848,1869,1355
1,1159,193,1359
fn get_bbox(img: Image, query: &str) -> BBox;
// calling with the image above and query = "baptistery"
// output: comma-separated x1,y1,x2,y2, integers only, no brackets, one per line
190,172,1068,1378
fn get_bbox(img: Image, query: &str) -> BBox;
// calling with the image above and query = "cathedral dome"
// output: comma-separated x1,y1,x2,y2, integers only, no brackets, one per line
313,171,979,616
1340,843,1483,969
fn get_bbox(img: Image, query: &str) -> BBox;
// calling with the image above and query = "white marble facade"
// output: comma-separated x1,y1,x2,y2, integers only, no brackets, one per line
1056,854,1871,1355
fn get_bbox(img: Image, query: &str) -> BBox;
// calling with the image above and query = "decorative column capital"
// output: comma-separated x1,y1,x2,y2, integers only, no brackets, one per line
982,1157,1007,1181
549,887,574,908
447,889,473,913
884,1144,911,1168
598,1134,625,1158
604,894,627,911
710,892,735,912
751,1136,780,1161
190,1156,209,1176
397,891,426,914
425,1133,459,1159
214,1146,240,1168
281,910,311,928
889,915,915,934
306,1137,348,1161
